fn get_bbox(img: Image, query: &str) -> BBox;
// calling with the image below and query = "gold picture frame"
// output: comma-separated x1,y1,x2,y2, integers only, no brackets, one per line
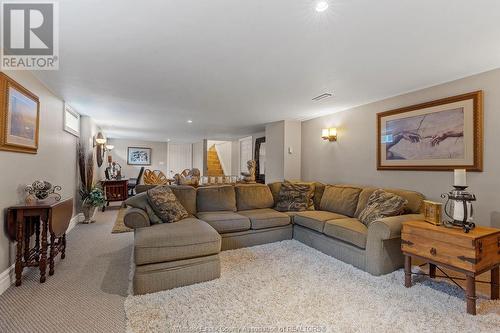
377,91,483,171
0,73,40,154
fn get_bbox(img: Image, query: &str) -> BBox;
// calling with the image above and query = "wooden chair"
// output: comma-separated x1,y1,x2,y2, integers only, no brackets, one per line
128,166,145,196
143,169,169,185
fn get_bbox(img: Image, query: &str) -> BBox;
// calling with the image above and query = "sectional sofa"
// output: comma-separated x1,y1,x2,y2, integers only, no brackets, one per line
124,182,424,294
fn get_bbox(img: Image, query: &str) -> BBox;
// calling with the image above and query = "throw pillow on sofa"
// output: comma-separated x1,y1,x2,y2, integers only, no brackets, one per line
147,185,189,223
358,189,408,227
125,192,162,224
275,181,314,212
320,185,362,217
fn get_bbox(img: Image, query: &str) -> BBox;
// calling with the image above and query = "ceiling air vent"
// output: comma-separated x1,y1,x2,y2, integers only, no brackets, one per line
312,93,332,101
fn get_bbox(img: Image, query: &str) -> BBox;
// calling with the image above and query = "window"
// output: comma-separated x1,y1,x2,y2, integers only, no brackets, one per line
63,103,80,137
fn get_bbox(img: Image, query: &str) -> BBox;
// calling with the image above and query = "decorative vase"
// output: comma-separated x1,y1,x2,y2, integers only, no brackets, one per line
82,204,97,224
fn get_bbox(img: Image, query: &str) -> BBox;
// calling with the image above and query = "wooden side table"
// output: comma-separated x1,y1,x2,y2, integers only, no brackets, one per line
6,198,73,286
402,221,500,315
101,179,128,211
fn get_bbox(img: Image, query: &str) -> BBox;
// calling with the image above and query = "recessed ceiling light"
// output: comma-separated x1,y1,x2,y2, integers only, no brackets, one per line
187,120,193,123
315,1,329,12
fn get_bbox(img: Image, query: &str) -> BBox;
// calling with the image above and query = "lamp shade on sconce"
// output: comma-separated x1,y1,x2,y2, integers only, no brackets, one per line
322,128,337,142
106,144,114,150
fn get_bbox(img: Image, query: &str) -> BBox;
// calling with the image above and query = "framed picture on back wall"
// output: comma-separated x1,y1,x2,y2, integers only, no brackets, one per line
128,147,152,165
377,91,483,171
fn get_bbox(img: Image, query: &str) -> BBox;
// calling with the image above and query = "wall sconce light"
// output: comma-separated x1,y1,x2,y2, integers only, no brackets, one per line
94,132,108,167
95,132,107,145
322,128,337,142
105,144,114,151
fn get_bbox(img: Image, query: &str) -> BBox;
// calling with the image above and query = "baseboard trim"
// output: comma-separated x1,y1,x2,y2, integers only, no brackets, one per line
0,213,83,296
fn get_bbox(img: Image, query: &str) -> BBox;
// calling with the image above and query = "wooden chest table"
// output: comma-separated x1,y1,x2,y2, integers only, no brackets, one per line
401,221,500,315
101,179,128,211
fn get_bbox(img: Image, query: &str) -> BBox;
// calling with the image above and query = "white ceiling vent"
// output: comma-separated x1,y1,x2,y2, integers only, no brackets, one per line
312,93,333,101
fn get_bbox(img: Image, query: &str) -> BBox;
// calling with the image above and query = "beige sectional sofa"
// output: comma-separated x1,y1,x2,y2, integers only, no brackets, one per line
125,182,424,294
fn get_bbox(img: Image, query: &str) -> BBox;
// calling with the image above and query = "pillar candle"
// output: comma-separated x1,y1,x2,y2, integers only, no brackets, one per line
454,169,466,187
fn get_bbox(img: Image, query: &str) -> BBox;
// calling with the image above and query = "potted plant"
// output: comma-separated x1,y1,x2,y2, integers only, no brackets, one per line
78,143,105,223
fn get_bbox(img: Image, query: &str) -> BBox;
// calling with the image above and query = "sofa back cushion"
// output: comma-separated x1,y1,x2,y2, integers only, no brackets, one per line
319,185,362,217
197,185,237,212
354,187,424,217
169,186,197,215
313,182,325,210
268,182,282,205
235,184,274,211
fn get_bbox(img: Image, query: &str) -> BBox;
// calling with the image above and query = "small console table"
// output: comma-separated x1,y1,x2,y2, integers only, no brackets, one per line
402,221,500,315
6,198,73,286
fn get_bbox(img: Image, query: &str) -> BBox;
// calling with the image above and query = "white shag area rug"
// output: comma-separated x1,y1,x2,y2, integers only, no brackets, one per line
125,240,500,333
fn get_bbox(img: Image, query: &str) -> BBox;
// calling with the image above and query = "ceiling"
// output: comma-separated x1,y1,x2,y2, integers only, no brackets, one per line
35,0,500,142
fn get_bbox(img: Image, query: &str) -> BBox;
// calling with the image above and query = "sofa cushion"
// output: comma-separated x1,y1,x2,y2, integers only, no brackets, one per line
235,184,274,210
323,218,368,249
313,182,326,210
354,187,424,217
275,181,315,212
170,185,197,215
358,189,408,227
147,185,189,223
238,208,290,230
319,185,362,217
196,211,250,233
293,211,347,233
197,186,236,212
134,218,221,265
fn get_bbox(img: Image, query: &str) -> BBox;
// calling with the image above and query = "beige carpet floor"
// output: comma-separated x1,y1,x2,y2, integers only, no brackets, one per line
126,240,500,333
0,203,133,333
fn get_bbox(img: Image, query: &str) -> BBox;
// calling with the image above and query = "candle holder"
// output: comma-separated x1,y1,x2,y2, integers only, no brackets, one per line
441,186,476,233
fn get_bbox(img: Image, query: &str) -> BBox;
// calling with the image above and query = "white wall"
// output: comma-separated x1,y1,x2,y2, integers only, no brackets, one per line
0,70,78,275
107,138,168,180
265,121,301,182
168,143,192,177
265,122,285,182
192,141,205,174
284,121,301,180
302,68,500,228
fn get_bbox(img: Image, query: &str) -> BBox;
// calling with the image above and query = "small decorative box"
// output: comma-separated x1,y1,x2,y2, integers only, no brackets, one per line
423,200,442,226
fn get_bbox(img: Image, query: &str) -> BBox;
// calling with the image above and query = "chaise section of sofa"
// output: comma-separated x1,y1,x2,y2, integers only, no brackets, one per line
123,186,222,295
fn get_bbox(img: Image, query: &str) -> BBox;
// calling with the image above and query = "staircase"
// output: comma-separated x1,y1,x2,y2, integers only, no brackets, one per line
207,145,225,176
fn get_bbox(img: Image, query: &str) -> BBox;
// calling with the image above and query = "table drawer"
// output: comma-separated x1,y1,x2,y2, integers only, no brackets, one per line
402,232,477,272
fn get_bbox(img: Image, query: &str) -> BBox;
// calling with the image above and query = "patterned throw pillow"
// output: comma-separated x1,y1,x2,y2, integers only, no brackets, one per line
275,181,314,212
358,189,408,227
146,185,189,223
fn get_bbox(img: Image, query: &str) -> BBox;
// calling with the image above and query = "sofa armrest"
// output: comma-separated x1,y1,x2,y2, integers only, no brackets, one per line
365,213,423,276
124,207,151,229
368,214,424,241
